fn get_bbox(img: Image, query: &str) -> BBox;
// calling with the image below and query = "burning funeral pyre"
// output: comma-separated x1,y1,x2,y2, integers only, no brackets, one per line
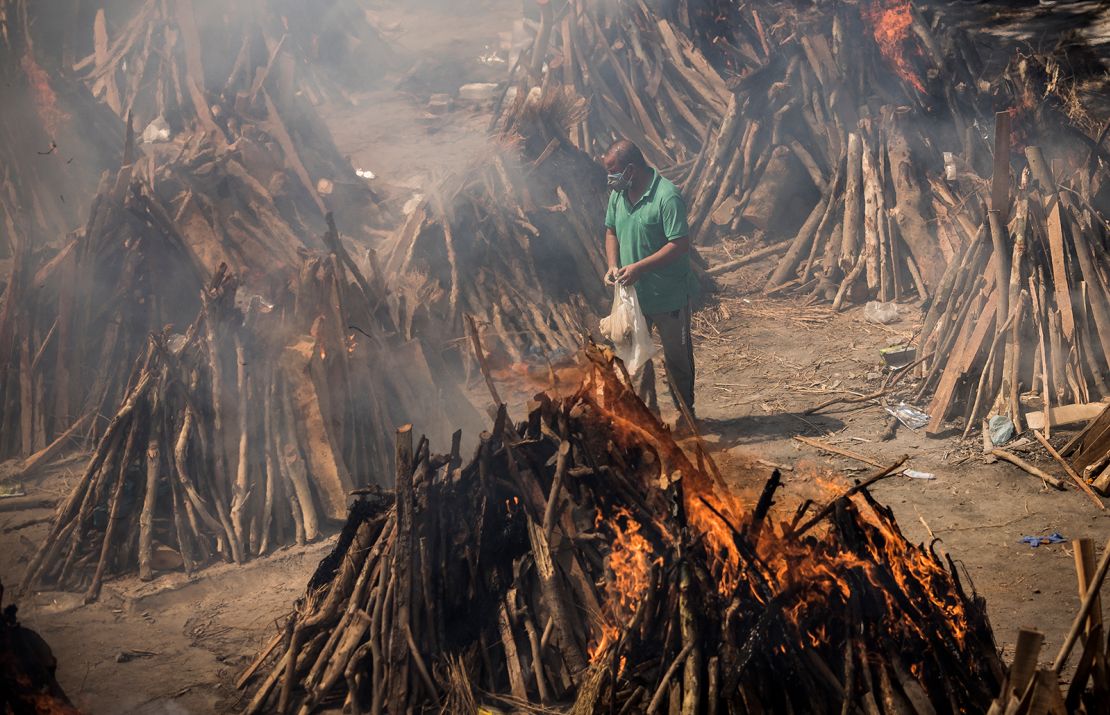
240,344,1004,714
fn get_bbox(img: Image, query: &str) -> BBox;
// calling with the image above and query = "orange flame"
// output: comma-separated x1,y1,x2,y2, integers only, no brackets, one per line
589,507,661,660
862,0,926,93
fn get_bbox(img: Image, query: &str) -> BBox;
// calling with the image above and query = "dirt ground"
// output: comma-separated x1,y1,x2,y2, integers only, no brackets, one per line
3,1,1109,713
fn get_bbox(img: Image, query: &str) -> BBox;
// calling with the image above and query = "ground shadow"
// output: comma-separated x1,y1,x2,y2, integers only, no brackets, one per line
700,412,846,450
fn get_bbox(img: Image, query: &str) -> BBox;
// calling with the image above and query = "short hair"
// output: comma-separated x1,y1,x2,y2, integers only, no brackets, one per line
604,140,647,169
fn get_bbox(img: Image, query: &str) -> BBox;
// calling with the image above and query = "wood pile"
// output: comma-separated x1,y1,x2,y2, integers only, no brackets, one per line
0,581,81,714
73,0,388,234
1,0,398,464
499,0,735,168
18,237,480,600
990,536,1110,713
916,137,1110,440
0,109,325,462
240,342,1004,714
1061,406,1110,496
686,0,990,304
0,0,122,250
269,0,395,95
385,87,608,363
510,0,1004,306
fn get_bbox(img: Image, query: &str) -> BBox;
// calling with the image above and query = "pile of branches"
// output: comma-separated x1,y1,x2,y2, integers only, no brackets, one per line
498,0,736,168
0,0,122,250
917,138,1110,438
686,0,990,301
18,236,479,600
241,343,1004,714
0,581,80,715
384,88,608,363
0,109,328,462
74,0,387,233
1,0,399,463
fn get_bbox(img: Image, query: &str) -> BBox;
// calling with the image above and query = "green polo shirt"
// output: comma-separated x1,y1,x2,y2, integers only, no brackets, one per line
605,169,695,315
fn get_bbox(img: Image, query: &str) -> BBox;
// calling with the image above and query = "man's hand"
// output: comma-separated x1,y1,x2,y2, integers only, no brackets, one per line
604,265,620,286
615,262,643,286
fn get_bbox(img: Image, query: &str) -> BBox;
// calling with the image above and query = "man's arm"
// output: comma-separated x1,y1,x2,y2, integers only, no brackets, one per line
615,237,688,285
605,228,620,284
617,193,690,285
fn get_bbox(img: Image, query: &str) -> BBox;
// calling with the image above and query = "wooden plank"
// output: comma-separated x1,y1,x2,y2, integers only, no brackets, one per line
1046,203,1076,340
281,339,355,519
991,111,1011,226
1025,402,1110,431
926,293,997,434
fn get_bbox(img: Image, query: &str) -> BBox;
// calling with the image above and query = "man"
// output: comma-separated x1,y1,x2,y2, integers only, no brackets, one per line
602,140,698,430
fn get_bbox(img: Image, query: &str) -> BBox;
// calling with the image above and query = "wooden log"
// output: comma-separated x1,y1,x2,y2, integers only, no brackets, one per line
1052,534,1110,673
764,193,830,291
987,210,1010,333
138,405,161,581
1032,431,1105,509
990,449,1066,490
990,111,1011,227
0,412,92,483
1008,629,1044,699
793,436,884,468
839,133,863,273
386,425,414,713
707,243,789,277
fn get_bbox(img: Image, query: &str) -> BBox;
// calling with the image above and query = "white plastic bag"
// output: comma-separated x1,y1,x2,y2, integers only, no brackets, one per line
599,285,656,373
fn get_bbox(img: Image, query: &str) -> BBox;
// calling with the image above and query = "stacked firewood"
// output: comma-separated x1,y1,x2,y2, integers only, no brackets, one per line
0,0,399,463
0,0,122,248
0,581,81,714
689,1,990,303
990,536,1110,713
1063,406,1110,496
0,110,325,462
384,87,608,363
917,139,1110,439
74,0,387,233
511,0,992,305
498,0,735,168
18,234,480,600
241,343,1004,714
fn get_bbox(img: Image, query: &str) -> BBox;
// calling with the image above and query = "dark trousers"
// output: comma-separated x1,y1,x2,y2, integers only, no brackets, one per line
634,303,695,416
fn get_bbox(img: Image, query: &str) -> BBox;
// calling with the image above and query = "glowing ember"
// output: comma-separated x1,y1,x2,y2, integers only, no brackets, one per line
862,0,926,93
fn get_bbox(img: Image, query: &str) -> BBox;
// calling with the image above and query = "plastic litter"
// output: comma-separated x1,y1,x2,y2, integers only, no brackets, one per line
355,168,376,180
166,334,188,355
141,116,171,143
599,285,656,373
989,415,1014,446
1020,533,1066,548
885,402,929,430
902,470,936,480
863,301,899,324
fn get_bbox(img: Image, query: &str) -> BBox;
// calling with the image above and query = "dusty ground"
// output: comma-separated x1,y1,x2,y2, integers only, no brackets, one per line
2,1,1109,713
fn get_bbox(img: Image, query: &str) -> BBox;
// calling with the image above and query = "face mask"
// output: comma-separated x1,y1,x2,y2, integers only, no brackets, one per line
606,164,633,191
